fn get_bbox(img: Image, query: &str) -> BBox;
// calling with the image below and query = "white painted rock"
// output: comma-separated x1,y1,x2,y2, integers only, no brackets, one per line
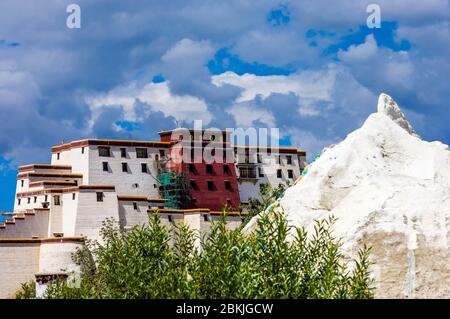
248,93,450,298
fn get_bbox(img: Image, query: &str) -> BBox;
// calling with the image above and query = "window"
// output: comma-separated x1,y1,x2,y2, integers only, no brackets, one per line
18,198,21,206
54,195,61,206
258,167,264,177
133,202,138,210
277,155,281,164
257,154,262,163
81,147,85,154
224,181,232,191
287,155,292,165
206,164,214,175
239,167,256,179
207,181,216,191
120,148,127,158
190,180,199,190
72,193,76,200
168,215,174,223
96,192,104,202
27,198,31,204
102,162,109,172
98,146,111,157
20,180,24,187
277,169,282,178
288,169,294,179
159,150,165,157
34,197,37,203
153,184,157,188
203,214,209,222
141,163,148,173
122,162,128,173
189,164,196,174
57,153,60,160
44,195,48,202
136,148,148,158
223,165,230,175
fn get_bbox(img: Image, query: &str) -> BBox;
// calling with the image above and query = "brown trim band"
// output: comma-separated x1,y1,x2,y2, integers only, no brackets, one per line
0,237,84,244
148,208,210,214
18,172,83,179
52,139,171,153
118,196,149,202
18,164,72,172
17,185,115,197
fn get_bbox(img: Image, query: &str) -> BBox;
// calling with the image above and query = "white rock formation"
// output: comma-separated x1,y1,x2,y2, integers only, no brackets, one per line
248,93,450,298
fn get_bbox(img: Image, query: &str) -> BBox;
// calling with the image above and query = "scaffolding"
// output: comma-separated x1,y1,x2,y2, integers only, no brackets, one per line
157,171,191,209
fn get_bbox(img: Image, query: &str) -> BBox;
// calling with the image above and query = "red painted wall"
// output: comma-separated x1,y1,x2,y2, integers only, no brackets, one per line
160,130,241,211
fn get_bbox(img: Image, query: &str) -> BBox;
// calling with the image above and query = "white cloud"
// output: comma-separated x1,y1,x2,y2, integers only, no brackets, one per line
227,103,276,127
86,81,213,126
338,35,378,61
211,68,337,104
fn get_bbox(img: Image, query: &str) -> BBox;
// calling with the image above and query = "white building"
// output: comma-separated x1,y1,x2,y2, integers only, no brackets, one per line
235,146,307,203
0,137,306,298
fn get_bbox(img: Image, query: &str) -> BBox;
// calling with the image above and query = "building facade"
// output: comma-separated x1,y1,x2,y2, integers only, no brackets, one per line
0,130,306,297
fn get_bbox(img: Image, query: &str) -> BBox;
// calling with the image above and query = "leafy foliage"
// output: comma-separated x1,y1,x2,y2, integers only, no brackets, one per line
244,183,288,221
38,212,373,299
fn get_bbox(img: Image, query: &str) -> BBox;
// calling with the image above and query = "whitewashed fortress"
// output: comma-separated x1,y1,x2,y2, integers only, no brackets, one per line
0,130,306,298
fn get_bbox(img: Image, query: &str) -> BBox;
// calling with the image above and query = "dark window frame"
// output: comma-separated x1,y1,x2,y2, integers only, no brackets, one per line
120,148,127,158
136,148,148,158
206,164,214,175
141,163,148,173
287,155,292,165
96,192,104,202
54,195,61,206
122,162,128,173
102,162,109,172
98,146,111,157
288,169,294,179
277,169,282,178
190,180,199,190
207,181,216,191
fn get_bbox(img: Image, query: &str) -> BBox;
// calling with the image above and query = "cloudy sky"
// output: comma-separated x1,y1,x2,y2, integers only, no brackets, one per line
1,0,449,210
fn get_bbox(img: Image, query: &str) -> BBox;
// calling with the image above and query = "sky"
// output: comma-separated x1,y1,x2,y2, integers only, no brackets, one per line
0,0,450,211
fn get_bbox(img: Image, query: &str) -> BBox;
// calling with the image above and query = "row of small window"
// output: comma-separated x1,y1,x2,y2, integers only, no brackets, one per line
241,154,294,165
17,192,105,206
55,147,166,160
98,147,165,159
189,180,233,191
188,164,232,175
102,162,149,173
238,167,295,179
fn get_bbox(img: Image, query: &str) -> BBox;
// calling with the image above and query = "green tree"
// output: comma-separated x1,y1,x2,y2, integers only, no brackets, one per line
31,212,373,299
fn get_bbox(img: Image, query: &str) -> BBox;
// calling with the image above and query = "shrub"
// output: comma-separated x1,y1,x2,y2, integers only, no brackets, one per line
40,212,373,299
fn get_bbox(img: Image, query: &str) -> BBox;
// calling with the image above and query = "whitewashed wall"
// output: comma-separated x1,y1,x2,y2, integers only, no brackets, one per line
87,146,163,198
118,200,151,229
0,242,40,298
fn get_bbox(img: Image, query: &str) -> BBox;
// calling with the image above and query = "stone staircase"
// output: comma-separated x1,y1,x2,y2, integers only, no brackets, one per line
0,209,50,238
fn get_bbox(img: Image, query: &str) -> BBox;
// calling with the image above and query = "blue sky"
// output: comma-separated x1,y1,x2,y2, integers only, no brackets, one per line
1,0,450,211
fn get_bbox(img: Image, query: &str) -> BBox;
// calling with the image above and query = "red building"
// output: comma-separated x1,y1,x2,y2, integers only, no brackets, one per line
159,129,241,211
